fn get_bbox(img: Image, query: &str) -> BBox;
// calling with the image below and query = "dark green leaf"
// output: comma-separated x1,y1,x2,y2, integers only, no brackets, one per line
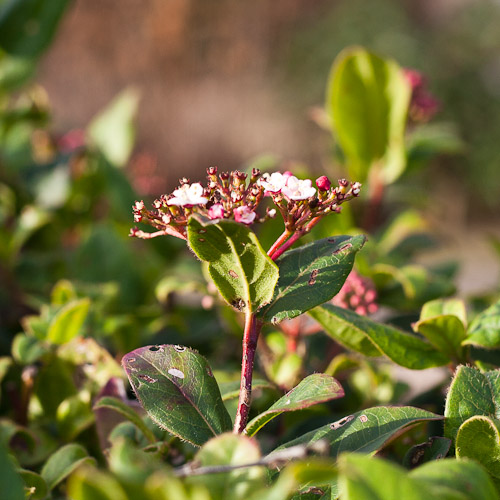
326,47,411,184
246,374,344,437
444,366,500,444
402,436,451,469
47,298,90,345
122,344,232,446
259,235,366,324
41,444,95,491
310,304,449,369
413,315,467,363
411,458,500,500
455,416,500,489
0,0,71,58
187,216,279,313
272,406,441,459
94,396,156,444
0,444,24,500
18,469,47,500
464,299,500,349
187,434,266,499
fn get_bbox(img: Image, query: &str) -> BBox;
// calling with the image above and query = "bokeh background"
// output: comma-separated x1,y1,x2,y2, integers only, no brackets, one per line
34,0,500,289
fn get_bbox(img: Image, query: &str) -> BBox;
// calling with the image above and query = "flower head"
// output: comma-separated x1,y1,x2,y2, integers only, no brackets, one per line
208,203,224,220
234,205,256,225
167,183,208,207
281,176,316,201
258,172,289,193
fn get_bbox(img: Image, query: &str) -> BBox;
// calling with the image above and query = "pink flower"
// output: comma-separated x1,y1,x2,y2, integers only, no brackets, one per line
234,205,256,225
208,203,224,220
281,176,316,201
167,183,208,207
316,176,331,191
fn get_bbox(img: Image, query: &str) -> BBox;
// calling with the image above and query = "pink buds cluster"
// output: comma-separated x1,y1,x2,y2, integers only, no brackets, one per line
130,167,361,240
332,270,378,316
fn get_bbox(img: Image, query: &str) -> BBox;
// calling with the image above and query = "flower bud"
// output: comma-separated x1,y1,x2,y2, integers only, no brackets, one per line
316,175,331,191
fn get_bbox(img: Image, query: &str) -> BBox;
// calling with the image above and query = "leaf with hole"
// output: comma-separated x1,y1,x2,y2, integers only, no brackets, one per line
122,344,232,446
271,406,441,459
310,304,449,368
245,374,344,437
258,235,366,324
187,215,279,313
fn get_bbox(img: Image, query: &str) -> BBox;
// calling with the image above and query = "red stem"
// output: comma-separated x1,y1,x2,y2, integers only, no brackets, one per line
234,312,263,434
267,229,292,257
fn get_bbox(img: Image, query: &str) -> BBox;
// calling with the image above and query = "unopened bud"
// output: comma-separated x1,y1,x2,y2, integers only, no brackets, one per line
338,179,349,195
316,175,331,191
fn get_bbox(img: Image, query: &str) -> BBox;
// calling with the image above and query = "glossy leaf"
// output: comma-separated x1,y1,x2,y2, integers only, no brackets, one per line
310,304,449,369
259,235,366,324
326,47,411,184
272,406,441,459
411,458,500,500
245,374,344,437
46,298,90,345
87,89,140,168
187,434,266,499
0,0,71,58
444,366,500,443
455,416,500,489
187,216,279,313
122,344,232,446
41,444,95,491
94,396,156,444
413,315,467,362
464,299,500,349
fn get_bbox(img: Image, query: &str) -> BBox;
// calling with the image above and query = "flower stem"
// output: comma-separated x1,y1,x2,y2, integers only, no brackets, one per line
267,229,293,257
234,312,263,434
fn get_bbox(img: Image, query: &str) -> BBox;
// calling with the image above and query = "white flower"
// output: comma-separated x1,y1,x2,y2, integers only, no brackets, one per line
281,176,316,201
167,183,208,207
234,206,256,224
258,172,289,193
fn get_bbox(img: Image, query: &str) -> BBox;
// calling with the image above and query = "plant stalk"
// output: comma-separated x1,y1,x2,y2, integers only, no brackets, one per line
234,312,263,434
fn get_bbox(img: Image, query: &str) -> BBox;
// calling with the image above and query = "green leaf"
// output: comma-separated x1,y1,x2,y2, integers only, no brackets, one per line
122,344,232,446
245,374,344,437
272,406,441,459
0,444,24,500
94,396,156,444
310,304,449,369
87,88,140,167
456,416,500,488
18,469,47,500
402,436,451,469
410,458,500,500
326,47,411,184
46,298,90,345
258,235,366,324
67,467,128,500
0,357,11,402
455,416,500,490
56,394,95,441
187,433,266,499
413,315,467,363
0,0,71,58
444,366,500,444
187,215,279,313
420,298,468,326
41,444,95,491
338,453,434,500
464,299,500,349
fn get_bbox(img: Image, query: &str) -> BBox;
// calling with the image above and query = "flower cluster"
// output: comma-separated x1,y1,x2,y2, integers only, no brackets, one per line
130,167,361,241
332,270,378,316
404,69,440,123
